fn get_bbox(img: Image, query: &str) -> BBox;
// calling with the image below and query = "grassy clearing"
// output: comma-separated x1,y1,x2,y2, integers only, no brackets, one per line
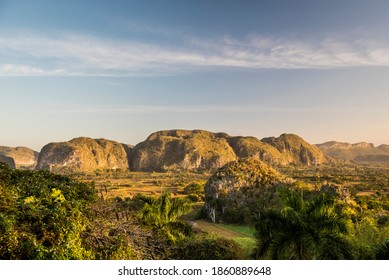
221,224,255,237
193,220,256,259
233,237,256,259
194,220,254,239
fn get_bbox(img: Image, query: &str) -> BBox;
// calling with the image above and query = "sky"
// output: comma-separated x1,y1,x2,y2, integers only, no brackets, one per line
1,0,389,151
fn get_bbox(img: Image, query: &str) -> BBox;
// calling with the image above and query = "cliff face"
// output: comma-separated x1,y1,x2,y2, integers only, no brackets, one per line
13,130,333,174
36,137,131,173
316,141,389,162
0,146,39,169
262,133,326,166
130,130,237,172
131,130,327,172
226,136,290,166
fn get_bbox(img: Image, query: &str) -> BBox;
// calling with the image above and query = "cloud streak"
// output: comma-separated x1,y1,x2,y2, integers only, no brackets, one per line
1,31,389,76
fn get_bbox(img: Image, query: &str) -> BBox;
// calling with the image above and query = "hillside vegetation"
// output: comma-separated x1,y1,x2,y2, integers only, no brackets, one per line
204,158,289,224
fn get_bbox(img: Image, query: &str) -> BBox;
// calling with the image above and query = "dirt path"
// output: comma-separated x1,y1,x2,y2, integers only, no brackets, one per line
194,219,252,239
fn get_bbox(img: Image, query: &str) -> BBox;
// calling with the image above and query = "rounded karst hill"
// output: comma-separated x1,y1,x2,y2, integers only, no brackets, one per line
317,141,388,161
36,137,131,173
261,133,326,166
0,146,39,169
226,136,290,166
204,158,290,224
130,129,237,172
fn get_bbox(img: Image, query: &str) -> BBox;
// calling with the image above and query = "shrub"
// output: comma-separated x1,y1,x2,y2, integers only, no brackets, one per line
171,235,244,260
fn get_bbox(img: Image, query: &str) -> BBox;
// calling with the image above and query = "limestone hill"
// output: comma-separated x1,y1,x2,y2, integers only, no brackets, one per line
131,130,324,172
226,136,290,166
130,130,237,172
3,130,331,173
204,158,289,223
261,133,326,166
316,141,389,162
36,137,131,173
0,146,39,169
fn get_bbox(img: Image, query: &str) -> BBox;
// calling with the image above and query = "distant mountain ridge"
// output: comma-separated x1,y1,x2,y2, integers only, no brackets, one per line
316,141,389,162
3,130,386,173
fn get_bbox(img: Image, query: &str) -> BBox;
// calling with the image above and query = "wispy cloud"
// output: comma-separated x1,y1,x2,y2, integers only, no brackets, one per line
1,31,389,76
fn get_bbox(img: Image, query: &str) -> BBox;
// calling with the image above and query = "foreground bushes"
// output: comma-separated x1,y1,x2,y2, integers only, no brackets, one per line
0,163,97,259
172,235,244,260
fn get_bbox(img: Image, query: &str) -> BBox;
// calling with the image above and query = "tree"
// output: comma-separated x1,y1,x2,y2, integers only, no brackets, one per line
252,188,354,260
137,190,192,242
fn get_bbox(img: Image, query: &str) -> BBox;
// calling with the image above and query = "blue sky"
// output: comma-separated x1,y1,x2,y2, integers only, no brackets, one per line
1,0,389,151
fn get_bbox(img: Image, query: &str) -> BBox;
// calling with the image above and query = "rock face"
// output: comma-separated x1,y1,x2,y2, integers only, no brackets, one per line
131,130,237,172
262,133,326,166
0,146,39,169
226,136,290,166
204,158,288,223
36,137,131,173
131,130,326,172
316,141,389,162
28,130,331,174
0,154,16,169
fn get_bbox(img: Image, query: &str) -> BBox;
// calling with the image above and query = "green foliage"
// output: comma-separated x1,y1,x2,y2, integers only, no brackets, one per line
349,193,389,259
233,237,256,259
252,188,354,260
205,158,287,223
184,182,205,202
220,223,255,237
0,163,97,259
138,190,192,242
172,235,244,260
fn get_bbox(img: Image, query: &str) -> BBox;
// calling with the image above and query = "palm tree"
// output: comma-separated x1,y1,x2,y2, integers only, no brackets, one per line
252,188,354,260
137,190,192,242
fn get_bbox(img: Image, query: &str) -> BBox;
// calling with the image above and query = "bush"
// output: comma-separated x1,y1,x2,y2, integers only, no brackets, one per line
184,182,204,201
171,235,244,260
0,163,97,259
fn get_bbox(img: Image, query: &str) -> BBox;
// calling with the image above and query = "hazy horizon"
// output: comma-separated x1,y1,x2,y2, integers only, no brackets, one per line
1,0,389,151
